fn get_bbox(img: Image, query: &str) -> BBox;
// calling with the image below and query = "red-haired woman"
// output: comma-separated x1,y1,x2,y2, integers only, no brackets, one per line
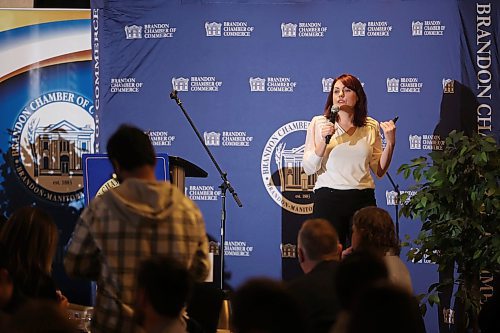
303,74,396,248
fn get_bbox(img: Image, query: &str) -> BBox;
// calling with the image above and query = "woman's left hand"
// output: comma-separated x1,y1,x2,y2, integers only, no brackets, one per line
380,120,396,146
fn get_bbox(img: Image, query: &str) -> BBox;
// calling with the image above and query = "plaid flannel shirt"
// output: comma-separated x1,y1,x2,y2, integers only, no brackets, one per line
64,179,210,333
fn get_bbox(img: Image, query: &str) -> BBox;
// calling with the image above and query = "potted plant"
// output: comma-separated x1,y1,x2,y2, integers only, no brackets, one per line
398,130,500,333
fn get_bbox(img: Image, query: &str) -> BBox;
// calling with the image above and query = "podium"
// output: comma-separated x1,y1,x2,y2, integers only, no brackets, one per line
169,155,208,191
82,154,207,204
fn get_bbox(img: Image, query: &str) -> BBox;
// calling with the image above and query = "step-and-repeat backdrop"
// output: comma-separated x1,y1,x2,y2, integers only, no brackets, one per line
0,1,498,332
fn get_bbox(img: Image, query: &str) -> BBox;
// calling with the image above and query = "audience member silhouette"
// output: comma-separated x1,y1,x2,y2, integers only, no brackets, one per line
7,300,78,333
345,206,413,293
134,256,194,333
288,218,342,333
65,124,210,333
0,243,14,312
330,251,389,333
0,206,67,308
0,242,14,331
347,282,425,333
231,278,305,333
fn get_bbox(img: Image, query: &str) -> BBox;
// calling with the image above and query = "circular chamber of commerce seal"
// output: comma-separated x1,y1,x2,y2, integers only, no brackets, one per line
9,91,97,203
260,120,317,215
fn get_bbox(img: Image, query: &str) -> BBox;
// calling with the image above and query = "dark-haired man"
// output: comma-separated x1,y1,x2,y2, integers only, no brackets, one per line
134,256,193,333
65,124,209,333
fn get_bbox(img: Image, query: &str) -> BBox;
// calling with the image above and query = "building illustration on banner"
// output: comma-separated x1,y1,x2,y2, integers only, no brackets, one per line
385,190,399,206
205,22,222,36
35,120,93,177
261,121,317,215
409,134,422,150
275,143,313,192
204,131,221,146
412,21,424,36
249,77,266,92
352,22,367,36
442,79,454,93
387,78,399,92
125,25,142,39
281,23,297,37
281,243,297,258
322,77,334,92
9,91,96,203
172,77,189,92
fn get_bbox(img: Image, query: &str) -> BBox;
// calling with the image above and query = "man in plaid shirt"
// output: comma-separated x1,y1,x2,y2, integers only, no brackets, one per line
64,125,210,333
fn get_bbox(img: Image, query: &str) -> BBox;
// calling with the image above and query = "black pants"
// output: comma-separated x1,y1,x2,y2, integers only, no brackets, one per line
312,187,376,249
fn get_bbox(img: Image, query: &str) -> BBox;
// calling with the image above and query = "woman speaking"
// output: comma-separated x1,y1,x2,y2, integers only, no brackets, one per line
302,73,396,248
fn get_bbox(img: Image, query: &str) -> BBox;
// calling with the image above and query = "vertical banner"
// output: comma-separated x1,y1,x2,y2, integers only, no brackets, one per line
459,1,499,140
0,9,95,305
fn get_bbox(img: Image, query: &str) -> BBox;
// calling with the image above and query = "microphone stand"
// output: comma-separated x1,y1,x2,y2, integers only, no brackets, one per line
386,171,400,240
169,90,243,291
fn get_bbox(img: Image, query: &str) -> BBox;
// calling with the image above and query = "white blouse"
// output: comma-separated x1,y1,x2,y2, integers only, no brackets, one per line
302,115,384,190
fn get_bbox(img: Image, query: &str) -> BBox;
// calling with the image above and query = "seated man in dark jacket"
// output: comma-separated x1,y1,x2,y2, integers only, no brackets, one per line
288,218,342,333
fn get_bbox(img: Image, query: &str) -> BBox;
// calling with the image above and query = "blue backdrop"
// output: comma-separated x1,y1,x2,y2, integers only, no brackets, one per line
88,2,498,331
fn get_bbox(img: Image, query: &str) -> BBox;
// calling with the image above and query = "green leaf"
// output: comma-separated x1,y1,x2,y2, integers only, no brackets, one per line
480,151,488,162
419,303,427,316
428,293,440,306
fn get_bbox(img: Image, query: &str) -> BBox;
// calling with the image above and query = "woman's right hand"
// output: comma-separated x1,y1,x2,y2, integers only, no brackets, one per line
320,119,335,140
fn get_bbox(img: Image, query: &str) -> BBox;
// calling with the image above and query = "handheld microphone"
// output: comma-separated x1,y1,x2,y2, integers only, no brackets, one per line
392,116,399,124
325,105,340,144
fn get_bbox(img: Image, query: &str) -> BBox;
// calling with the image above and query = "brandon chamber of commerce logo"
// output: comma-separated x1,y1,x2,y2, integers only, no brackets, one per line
249,77,297,92
125,23,176,39
204,131,254,147
9,91,97,203
409,134,444,150
385,190,417,206
411,20,446,36
281,22,327,38
205,21,254,37
172,76,223,92
352,21,392,37
261,121,317,215
208,240,254,257
387,77,423,93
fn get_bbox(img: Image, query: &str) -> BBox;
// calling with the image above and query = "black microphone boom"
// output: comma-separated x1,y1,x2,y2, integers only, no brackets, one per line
325,105,339,144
